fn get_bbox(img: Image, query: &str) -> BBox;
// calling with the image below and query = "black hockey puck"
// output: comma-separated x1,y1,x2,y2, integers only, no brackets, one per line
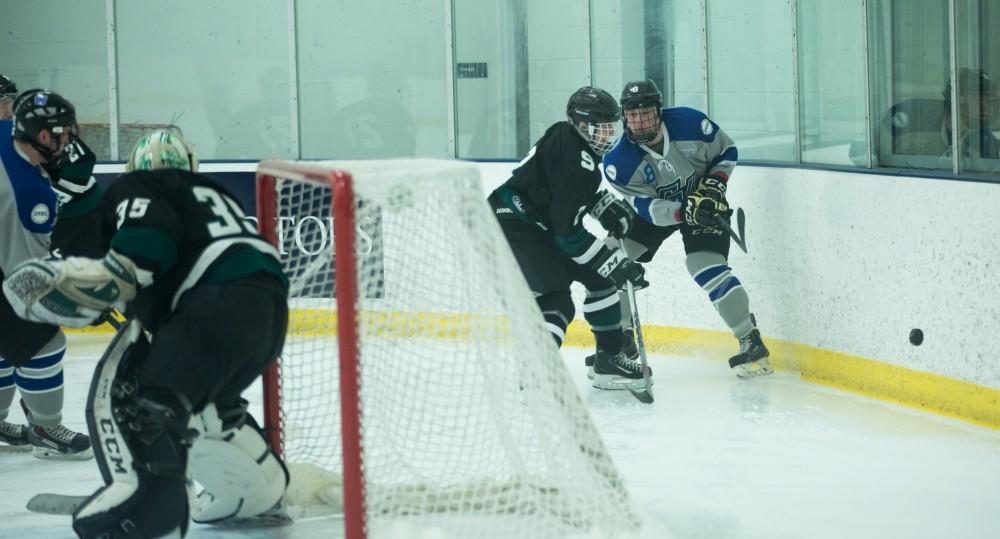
909,328,924,346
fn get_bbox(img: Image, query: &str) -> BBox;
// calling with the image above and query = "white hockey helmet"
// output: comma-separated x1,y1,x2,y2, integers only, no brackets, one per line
126,129,199,173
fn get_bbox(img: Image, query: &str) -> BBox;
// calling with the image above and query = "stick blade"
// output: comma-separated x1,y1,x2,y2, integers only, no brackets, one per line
26,493,87,515
629,385,655,404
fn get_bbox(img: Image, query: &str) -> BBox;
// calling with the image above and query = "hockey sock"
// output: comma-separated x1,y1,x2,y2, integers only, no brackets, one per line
687,251,753,338
0,358,14,422
16,346,66,428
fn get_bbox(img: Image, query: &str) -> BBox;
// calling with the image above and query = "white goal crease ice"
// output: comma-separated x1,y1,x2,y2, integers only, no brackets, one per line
255,159,647,539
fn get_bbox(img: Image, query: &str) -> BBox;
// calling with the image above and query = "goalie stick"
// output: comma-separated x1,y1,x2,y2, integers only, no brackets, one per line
620,240,654,404
25,492,292,527
713,207,748,254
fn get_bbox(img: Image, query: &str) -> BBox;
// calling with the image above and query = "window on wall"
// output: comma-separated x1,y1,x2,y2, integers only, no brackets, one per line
798,0,868,167
952,0,1000,175
869,0,950,171
707,0,795,162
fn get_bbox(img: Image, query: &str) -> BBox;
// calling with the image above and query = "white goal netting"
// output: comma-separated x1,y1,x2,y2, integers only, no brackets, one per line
256,159,641,538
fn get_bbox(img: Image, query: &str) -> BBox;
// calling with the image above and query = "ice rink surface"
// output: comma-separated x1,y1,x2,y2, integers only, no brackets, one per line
2,334,998,539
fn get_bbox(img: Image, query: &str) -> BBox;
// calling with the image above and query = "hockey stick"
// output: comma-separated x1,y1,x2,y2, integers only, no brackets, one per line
620,240,654,404
713,207,747,254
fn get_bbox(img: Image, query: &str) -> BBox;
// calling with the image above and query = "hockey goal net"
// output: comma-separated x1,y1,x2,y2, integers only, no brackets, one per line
255,159,639,539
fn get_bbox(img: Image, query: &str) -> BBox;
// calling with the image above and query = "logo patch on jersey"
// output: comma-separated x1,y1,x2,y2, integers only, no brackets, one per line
642,164,656,184
605,165,617,181
511,195,525,213
30,203,50,224
701,119,714,136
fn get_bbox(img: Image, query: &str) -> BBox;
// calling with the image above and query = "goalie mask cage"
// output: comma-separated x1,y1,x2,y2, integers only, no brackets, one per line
255,159,640,539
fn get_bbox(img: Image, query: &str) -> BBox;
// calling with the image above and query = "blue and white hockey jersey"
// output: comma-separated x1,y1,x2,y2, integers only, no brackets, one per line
0,119,57,275
601,107,738,226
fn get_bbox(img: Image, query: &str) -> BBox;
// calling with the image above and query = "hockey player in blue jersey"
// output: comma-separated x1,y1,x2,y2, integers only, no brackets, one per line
601,80,772,378
0,89,100,458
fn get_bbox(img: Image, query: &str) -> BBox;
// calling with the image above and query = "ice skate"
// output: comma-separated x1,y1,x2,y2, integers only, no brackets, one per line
729,329,773,379
591,349,652,390
20,400,92,460
586,329,638,380
0,420,31,452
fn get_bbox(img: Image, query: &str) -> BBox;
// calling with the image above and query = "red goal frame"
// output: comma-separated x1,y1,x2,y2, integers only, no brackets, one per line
255,160,367,539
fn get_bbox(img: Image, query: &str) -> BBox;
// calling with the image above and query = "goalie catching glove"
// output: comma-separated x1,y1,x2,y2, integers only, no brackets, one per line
589,189,634,239
2,251,139,328
684,175,729,228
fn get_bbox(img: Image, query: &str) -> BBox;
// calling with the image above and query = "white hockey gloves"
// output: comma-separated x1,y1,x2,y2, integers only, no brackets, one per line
2,251,139,327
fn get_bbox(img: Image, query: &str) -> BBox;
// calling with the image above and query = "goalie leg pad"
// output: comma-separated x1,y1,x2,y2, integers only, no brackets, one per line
188,403,289,523
72,321,192,539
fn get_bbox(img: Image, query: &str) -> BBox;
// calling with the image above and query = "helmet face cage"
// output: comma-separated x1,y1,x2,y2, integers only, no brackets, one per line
621,80,663,143
127,129,199,173
566,86,622,155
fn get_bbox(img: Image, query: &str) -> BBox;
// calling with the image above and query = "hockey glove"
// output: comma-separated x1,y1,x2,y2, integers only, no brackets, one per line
45,134,99,208
593,248,648,290
589,190,634,239
684,176,729,227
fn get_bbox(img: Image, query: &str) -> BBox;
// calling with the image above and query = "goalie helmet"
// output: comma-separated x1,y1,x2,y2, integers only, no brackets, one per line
12,89,77,142
126,129,199,173
566,86,621,156
620,80,663,144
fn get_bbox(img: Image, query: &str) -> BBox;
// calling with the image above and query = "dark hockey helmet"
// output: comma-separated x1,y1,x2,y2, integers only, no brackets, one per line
566,86,621,155
943,67,999,123
0,73,16,97
12,89,78,143
620,80,663,143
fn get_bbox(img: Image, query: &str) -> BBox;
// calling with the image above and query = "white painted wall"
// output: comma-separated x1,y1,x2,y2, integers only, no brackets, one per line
476,162,1000,390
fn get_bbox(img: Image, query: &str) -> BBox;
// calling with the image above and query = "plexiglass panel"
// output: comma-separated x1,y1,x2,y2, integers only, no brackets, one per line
297,0,449,160
798,0,868,166
870,0,950,171
0,1,109,157
708,0,795,162
116,0,293,160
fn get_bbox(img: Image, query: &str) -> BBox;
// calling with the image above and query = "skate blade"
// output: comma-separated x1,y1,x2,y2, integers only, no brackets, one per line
592,373,653,391
0,444,33,453
733,358,774,379
33,446,94,461
586,367,595,381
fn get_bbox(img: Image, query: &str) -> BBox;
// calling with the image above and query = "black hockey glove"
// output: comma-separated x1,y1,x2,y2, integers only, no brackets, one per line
593,248,648,290
45,135,99,208
684,175,729,227
589,190,634,239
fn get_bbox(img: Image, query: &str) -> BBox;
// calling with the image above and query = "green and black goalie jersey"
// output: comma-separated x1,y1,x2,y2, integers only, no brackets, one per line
489,121,605,263
98,169,287,331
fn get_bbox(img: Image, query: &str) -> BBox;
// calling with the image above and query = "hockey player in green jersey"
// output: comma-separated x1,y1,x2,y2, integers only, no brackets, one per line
3,129,291,537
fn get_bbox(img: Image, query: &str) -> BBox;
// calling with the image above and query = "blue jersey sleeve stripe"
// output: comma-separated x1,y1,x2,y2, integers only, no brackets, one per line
709,146,739,168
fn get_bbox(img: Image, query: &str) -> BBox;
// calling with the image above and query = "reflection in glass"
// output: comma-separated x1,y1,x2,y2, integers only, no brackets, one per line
708,0,795,161
870,0,950,170
116,0,293,160
297,0,448,160
798,0,867,166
